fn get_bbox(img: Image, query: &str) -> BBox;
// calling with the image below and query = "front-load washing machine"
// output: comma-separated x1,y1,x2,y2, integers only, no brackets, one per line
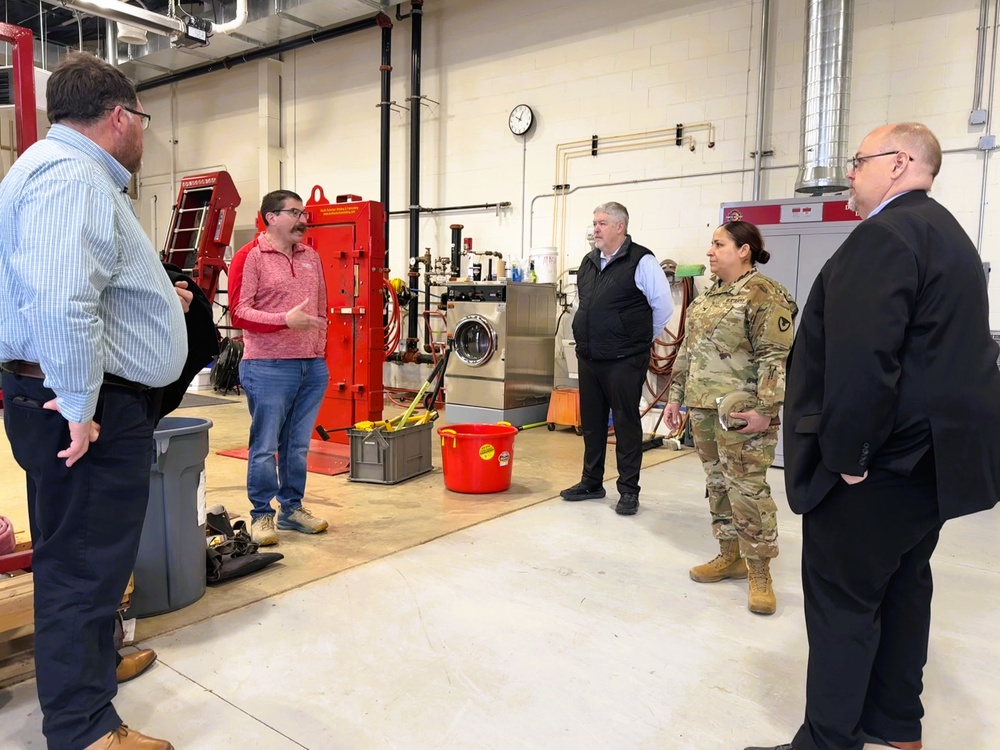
445,281,556,426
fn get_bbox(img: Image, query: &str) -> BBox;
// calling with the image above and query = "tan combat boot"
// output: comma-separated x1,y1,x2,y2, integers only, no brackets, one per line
689,539,747,583
746,557,776,615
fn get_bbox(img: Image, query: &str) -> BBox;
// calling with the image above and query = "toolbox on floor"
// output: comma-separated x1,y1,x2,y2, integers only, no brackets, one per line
347,422,433,484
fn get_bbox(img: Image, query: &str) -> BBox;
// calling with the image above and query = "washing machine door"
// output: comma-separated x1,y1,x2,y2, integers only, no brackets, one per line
452,314,498,367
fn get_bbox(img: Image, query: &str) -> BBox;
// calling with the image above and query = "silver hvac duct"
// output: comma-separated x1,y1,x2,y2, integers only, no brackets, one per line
795,0,854,195
40,0,185,38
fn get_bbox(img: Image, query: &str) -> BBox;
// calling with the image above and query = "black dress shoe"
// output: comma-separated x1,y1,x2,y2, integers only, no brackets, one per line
744,745,794,750
615,493,639,515
560,482,606,501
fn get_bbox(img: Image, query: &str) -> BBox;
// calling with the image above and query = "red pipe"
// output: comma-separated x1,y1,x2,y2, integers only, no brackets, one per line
0,24,38,155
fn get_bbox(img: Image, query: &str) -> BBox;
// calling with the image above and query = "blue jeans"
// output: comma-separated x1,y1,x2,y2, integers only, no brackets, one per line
239,357,328,520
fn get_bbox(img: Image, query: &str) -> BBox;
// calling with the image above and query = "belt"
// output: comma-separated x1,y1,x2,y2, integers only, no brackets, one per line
1,360,151,392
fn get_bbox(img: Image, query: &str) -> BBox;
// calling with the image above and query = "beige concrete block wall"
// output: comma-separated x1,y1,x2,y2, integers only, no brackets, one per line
133,0,1000,327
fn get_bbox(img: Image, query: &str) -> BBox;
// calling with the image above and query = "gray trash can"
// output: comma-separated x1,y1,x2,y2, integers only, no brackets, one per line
127,416,213,619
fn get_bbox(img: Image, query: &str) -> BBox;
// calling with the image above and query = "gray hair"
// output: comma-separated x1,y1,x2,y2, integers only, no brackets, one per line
594,202,629,230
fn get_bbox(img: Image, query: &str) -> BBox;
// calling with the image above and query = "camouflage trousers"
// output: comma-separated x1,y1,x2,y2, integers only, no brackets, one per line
688,407,779,560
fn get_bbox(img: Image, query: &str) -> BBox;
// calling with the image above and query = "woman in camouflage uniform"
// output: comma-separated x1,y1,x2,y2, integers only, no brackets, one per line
664,221,796,615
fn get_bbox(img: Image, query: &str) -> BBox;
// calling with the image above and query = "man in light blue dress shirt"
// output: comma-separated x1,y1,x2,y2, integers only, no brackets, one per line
0,53,184,750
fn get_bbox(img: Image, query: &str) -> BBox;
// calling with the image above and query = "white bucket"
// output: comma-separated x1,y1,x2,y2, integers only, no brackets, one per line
529,247,558,284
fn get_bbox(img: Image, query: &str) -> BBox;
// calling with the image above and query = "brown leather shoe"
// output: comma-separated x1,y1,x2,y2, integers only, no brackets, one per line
862,730,922,749
84,725,174,749
116,649,157,684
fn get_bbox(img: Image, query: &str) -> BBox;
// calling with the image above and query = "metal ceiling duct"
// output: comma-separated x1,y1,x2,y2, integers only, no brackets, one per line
795,0,854,195
39,0,186,38
118,0,398,84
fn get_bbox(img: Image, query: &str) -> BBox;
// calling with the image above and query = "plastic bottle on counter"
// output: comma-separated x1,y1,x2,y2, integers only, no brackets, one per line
528,260,537,283
510,262,522,282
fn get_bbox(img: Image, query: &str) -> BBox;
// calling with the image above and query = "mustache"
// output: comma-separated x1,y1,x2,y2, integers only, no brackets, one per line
293,223,308,232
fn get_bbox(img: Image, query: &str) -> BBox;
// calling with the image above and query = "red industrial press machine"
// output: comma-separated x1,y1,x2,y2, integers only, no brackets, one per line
161,170,241,305
304,187,387,444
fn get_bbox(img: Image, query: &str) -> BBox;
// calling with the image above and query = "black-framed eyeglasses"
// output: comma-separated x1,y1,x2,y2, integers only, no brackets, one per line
272,208,307,219
121,105,151,131
845,150,913,171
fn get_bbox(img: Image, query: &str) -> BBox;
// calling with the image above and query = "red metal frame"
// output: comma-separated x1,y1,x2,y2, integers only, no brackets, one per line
0,548,32,574
0,24,37,455
304,187,386,443
161,171,241,305
0,23,37,156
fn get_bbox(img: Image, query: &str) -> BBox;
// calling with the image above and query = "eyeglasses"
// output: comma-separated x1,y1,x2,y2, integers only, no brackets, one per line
845,150,913,171
272,208,307,219
121,105,151,131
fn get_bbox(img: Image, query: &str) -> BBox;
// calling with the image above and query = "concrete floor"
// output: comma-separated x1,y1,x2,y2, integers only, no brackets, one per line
1,398,999,749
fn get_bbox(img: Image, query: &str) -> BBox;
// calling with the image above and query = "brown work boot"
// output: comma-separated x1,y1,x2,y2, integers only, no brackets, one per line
689,539,747,583
84,725,174,749
747,557,776,615
116,649,157,683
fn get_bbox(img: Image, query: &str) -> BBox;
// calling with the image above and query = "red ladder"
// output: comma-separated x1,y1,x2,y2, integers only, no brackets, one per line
161,171,241,306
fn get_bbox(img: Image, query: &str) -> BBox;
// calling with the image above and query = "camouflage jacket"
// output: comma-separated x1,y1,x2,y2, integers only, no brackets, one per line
667,267,797,417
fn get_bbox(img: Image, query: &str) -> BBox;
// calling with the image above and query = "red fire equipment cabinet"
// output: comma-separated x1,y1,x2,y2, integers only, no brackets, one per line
305,187,386,443
161,171,241,306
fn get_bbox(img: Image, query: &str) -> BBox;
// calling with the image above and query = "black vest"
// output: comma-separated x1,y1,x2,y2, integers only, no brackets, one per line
572,237,653,361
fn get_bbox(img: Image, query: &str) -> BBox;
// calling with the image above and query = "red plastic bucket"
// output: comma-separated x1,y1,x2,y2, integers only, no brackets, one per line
437,423,519,493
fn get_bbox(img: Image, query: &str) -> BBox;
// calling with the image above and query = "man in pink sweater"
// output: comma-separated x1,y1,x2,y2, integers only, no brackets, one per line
228,190,330,546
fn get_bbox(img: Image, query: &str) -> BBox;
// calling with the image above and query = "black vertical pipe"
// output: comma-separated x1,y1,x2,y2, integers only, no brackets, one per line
406,0,424,348
377,14,392,258
449,224,463,275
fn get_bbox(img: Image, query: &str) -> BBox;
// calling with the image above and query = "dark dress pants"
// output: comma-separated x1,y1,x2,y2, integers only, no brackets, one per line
2,372,158,750
577,350,650,496
793,453,941,750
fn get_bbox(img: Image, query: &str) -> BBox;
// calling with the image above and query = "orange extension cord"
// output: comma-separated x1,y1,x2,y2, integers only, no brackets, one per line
641,270,695,438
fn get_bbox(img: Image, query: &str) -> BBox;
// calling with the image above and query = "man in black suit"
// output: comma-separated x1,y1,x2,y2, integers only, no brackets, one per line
747,122,1000,750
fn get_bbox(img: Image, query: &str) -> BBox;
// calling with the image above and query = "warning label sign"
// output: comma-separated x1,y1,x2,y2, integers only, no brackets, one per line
479,444,495,460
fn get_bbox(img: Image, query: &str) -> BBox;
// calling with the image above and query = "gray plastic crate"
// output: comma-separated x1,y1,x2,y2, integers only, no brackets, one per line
348,422,433,484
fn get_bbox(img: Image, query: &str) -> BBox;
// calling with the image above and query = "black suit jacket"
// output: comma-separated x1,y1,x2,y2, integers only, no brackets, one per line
784,190,1000,519
158,264,220,421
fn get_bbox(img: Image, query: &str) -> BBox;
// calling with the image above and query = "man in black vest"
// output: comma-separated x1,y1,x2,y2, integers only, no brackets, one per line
561,202,672,515
747,124,1000,750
